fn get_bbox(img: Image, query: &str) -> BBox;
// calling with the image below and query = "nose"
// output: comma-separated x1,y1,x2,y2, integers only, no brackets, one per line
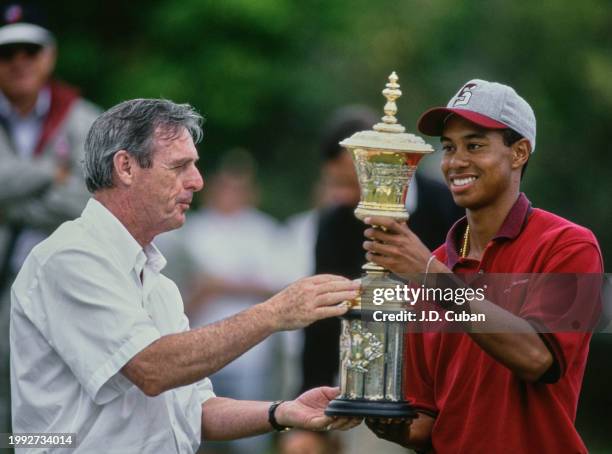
185,164,204,192
10,49,33,64
446,147,470,170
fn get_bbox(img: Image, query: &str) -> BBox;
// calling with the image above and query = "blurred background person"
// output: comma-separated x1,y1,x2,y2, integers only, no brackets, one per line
281,106,369,286
280,106,463,454
161,149,287,454
0,2,99,433
279,106,372,404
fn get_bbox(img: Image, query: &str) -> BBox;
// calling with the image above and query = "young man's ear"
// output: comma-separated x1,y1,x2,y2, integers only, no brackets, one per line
511,138,531,170
112,150,136,186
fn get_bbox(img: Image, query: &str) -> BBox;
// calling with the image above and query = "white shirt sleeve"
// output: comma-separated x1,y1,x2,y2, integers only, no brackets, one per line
196,377,216,403
20,249,162,405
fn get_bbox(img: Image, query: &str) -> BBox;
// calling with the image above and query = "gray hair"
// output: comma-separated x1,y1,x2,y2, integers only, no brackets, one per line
84,99,204,193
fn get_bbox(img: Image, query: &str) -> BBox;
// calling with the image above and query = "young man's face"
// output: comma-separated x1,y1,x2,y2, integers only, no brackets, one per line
440,115,515,210
132,127,204,235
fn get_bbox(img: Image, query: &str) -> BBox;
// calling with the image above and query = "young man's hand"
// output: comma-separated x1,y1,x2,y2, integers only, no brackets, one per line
362,216,435,279
365,413,434,451
366,417,412,446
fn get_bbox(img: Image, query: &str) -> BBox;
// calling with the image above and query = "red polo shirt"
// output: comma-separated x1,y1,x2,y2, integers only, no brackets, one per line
405,193,603,453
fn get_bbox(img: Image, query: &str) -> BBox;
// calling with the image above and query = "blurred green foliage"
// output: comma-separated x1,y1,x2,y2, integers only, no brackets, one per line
51,1,612,252
45,0,612,448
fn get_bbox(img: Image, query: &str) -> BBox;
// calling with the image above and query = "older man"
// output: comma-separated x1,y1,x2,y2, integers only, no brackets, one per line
10,99,361,453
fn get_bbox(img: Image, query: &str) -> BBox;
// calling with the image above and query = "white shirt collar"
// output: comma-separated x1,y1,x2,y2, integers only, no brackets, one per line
81,198,167,275
0,85,51,119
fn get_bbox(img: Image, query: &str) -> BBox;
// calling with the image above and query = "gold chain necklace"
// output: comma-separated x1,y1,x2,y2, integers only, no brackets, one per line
460,224,470,258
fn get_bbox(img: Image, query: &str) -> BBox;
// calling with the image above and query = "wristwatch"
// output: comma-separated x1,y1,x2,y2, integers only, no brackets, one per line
268,400,292,432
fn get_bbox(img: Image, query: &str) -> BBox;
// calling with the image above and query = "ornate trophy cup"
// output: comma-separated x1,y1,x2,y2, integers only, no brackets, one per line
325,72,433,418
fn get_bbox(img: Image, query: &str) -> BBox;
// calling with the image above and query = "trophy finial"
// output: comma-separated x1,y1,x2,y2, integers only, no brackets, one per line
374,71,406,133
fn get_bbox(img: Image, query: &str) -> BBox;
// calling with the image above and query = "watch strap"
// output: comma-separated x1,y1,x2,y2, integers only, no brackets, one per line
268,400,292,432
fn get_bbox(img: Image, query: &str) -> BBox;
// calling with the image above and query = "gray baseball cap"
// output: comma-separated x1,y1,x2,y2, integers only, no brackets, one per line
417,79,536,152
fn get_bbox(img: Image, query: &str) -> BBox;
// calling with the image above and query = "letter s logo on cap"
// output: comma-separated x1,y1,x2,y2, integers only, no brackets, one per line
453,83,477,107
5,5,23,24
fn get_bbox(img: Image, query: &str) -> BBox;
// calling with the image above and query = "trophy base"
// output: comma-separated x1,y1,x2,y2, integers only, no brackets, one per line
325,398,417,419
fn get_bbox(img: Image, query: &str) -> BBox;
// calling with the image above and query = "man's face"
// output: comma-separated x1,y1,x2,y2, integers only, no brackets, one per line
440,115,514,209
207,172,255,214
320,150,361,207
0,43,55,100
132,127,204,236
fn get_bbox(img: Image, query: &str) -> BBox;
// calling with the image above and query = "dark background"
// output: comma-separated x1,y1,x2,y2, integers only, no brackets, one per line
46,0,612,450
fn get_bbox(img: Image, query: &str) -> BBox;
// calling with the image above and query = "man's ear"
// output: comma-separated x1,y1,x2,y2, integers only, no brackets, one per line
511,138,531,171
113,150,136,186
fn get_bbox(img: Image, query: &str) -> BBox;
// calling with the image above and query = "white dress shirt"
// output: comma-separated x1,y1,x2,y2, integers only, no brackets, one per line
10,198,214,453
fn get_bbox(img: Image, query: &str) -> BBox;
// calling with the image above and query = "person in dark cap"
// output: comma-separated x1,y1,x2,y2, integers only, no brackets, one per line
363,80,602,452
0,2,100,432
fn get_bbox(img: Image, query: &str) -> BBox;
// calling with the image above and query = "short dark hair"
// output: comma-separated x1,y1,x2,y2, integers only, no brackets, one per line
502,128,528,180
319,106,378,162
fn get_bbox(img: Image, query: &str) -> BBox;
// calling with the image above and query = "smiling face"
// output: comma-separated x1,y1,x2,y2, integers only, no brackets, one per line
131,127,204,236
440,115,523,210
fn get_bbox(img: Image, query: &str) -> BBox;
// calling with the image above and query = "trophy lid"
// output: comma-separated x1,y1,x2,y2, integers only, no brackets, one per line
340,72,434,153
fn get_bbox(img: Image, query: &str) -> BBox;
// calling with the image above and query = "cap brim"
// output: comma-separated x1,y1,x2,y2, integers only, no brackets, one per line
0,23,54,47
417,107,509,137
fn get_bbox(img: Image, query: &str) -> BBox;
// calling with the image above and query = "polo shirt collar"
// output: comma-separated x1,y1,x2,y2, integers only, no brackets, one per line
81,198,167,275
444,192,532,269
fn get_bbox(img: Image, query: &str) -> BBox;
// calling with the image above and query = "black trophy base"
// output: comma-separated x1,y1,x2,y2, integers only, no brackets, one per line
325,398,417,419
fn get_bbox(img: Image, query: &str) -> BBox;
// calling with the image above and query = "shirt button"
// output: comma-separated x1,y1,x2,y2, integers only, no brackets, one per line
478,269,484,274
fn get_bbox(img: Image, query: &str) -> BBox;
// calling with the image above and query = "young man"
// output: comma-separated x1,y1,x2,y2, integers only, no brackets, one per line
362,80,602,453
10,99,362,453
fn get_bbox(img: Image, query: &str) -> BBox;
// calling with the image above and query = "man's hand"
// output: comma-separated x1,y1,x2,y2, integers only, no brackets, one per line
363,216,433,279
276,387,362,431
365,418,411,446
365,413,434,450
201,389,361,441
265,275,360,330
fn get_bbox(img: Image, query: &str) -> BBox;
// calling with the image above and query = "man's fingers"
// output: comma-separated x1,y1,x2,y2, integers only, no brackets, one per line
314,279,361,296
364,216,407,234
314,303,350,320
365,420,387,439
315,290,359,308
365,252,395,267
308,415,334,430
363,241,399,257
329,417,362,431
317,386,341,400
364,227,404,244
307,274,351,285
